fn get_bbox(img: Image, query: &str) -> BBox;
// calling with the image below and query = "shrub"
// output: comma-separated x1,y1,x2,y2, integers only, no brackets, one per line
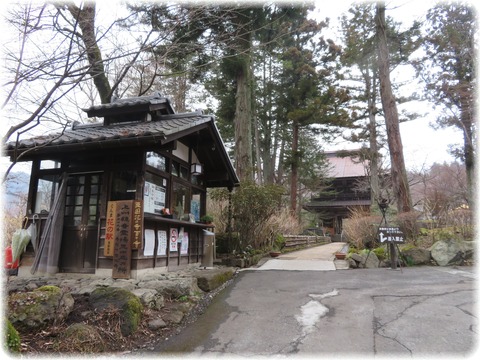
4,320,21,353
343,208,381,250
210,182,286,251
258,208,301,250
215,232,240,254
372,247,386,261
273,234,286,251
448,208,473,240
393,211,421,242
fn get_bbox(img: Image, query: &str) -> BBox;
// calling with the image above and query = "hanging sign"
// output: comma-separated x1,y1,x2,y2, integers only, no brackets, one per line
132,200,144,250
378,227,405,243
104,201,117,257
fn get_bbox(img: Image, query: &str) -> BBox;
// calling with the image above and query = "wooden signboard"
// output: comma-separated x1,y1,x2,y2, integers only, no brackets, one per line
112,201,133,279
104,201,117,257
132,200,144,250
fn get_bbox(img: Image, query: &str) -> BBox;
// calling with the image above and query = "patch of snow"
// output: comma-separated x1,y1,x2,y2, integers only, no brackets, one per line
295,289,339,336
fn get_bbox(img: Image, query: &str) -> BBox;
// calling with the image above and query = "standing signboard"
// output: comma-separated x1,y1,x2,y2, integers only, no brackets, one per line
112,200,133,279
378,227,405,243
106,200,144,278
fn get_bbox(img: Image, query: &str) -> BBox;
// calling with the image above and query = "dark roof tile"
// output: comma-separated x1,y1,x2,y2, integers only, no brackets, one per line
6,115,212,152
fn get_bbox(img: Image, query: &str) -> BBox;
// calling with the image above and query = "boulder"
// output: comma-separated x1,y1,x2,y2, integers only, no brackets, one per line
363,251,379,268
7,285,74,331
148,318,167,331
110,280,137,291
402,247,431,265
58,323,106,353
349,252,379,268
132,288,165,310
350,253,364,264
430,239,475,266
191,268,234,292
90,287,143,337
162,309,184,324
348,257,358,268
137,278,202,300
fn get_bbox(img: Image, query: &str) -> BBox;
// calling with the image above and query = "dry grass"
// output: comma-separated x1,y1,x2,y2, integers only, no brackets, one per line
342,208,381,250
255,207,302,248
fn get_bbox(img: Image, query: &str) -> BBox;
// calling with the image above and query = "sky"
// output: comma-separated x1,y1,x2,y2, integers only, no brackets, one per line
0,0,471,175
313,0,467,170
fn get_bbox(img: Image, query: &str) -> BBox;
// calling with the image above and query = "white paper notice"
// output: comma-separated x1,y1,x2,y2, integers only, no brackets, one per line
144,229,155,256
181,231,189,255
144,181,166,215
157,230,167,256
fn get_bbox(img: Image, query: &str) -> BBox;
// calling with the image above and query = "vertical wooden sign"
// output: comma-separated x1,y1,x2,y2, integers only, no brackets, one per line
104,201,116,257
112,201,133,279
132,200,144,250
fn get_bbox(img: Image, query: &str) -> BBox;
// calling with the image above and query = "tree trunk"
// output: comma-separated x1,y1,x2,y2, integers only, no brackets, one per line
290,119,299,215
276,129,286,185
67,3,112,104
368,108,380,202
233,10,253,182
365,67,380,203
234,63,253,182
253,111,263,184
462,107,475,209
375,3,412,213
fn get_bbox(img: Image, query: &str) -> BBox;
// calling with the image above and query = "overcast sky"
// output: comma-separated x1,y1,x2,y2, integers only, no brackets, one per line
1,0,470,175
313,0,468,170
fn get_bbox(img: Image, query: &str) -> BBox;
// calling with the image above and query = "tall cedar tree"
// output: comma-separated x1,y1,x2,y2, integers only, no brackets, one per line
340,3,421,204
375,3,412,213
340,4,381,201
415,4,476,208
275,8,350,215
128,4,260,182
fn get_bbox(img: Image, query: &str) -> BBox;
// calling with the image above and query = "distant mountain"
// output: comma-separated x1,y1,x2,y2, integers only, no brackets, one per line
3,171,30,213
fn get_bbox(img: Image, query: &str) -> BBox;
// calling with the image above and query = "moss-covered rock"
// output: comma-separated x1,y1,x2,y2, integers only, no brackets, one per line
192,268,234,292
4,319,21,353
137,277,202,300
90,287,143,337
56,323,106,353
7,285,74,331
401,247,431,265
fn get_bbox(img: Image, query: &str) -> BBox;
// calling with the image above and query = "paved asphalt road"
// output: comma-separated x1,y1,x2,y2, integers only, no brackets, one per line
151,246,477,358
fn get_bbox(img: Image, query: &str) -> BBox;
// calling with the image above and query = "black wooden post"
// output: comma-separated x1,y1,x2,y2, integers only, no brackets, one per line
378,198,397,270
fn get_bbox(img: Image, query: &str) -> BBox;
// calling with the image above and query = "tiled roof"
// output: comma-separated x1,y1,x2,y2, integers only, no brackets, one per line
82,92,174,116
5,114,211,152
304,199,372,209
326,152,368,178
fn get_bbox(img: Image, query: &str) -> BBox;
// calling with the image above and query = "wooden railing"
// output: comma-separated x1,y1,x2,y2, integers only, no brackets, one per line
283,235,331,248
